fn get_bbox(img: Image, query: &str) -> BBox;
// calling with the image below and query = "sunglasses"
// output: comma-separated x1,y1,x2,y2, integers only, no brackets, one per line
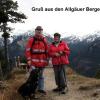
35,29,43,31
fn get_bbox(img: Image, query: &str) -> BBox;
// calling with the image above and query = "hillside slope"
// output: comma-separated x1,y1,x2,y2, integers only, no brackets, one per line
0,67,100,100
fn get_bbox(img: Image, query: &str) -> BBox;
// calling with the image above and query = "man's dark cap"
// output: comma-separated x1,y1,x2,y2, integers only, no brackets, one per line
35,26,43,30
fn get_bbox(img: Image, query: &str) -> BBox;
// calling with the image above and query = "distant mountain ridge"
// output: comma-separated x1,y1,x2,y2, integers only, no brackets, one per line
0,31,100,77
65,34,100,77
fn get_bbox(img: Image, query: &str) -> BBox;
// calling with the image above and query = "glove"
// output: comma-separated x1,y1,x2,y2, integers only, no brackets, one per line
29,66,35,73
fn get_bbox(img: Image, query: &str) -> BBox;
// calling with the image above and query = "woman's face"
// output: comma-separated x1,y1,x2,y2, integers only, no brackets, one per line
54,36,60,42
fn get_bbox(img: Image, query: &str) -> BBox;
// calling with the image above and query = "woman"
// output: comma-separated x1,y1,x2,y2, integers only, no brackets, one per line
49,33,70,94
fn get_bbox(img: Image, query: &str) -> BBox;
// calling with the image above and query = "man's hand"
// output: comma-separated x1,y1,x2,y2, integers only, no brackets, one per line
29,66,35,73
27,60,31,66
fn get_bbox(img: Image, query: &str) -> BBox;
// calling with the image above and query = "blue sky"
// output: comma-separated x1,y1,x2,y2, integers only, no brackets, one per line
1,0,100,37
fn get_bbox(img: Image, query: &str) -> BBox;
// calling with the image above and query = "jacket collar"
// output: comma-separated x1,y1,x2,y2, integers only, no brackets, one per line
52,41,62,45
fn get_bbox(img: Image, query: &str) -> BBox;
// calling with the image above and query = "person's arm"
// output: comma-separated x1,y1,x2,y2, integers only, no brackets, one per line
43,38,49,54
48,45,60,57
25,37,33,66
63,42,70,56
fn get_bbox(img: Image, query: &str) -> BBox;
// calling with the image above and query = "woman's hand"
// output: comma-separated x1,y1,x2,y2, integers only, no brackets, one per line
55,53,60,56
59,51,63,54
59,51,65,55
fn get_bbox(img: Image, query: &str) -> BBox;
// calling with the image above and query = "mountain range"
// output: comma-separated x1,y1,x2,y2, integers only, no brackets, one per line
0,31,100,78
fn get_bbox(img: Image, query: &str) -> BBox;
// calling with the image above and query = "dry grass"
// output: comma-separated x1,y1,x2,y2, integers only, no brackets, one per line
0,67,100,100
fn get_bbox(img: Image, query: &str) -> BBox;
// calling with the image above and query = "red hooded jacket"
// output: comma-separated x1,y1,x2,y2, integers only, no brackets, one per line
49,41,70,65
25,35,48,67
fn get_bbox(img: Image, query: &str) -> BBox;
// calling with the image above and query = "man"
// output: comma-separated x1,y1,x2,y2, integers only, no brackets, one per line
49,33,70,94
25,26,48,94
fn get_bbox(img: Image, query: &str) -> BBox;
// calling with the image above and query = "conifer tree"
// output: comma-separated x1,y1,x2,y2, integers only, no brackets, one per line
0,0,27,73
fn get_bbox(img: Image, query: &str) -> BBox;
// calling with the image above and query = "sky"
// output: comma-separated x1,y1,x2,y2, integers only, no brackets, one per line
1,0,100,37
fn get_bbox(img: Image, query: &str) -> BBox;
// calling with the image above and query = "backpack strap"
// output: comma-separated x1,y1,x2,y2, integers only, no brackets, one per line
30,37,47,54
30,37,36,54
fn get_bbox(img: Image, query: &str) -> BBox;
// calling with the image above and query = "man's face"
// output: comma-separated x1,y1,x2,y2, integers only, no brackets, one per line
54,36,60,42
35,29,43,36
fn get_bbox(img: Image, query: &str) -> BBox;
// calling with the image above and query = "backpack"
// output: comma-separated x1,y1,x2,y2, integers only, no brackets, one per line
30,37,47,54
